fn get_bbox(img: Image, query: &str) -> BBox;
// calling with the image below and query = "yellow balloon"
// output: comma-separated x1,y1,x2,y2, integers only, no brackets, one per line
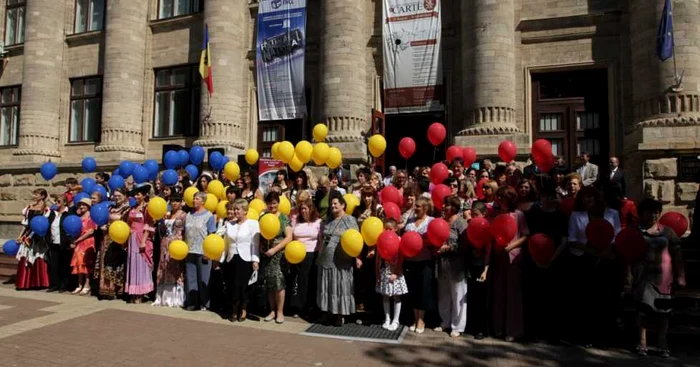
204,193,218,213
108,220,130,244
224,161,240,181
216,199,229,219
341,229,363,257
202,234,225,260
271,142,281,160
220,185,230,200
260,213,281,240
368,134,387,158
361,216,383,246
289,155,304,172
278,141,295,163
168,240,189,261
250,198,265,214
313,123,328,142
284,240,306,264
312,143,330,165
184,186,199,208
207,179,224,199
295,140,313,163
327,147,342,169
147,197,167,220
247,208,260,221
344,193,359,215
245,149,259,165
279,195,291,216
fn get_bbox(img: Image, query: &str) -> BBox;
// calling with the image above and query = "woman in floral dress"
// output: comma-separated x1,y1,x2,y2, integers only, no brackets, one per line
260,191,293,324
95,188,130,300
125,184,156,303
153,193,186,307
15,189,50,290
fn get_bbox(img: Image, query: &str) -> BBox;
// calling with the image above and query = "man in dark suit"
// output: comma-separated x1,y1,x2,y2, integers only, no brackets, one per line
607,156,627,198
46,194,74,292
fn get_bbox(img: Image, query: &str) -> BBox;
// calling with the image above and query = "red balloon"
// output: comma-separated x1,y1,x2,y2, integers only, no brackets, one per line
467,217,492,249
427,218,450,247
528,233,555,268
560,197,575,216
400,231,423,258
381,186,401,205
535,154,556,173
383,202,401,222
446,146,463,163
377,230,400,260
531,139,553,163
462,147,477,167
614,227,648,264
659,212,688,238
490,214,517,248
430,162,449,185
399,137,416,159
498,140,517,163
586,219,615,251
427,122,446,146
431,184,451,211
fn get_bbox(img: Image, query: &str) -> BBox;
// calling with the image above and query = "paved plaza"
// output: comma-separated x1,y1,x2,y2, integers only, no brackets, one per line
0,285,697,367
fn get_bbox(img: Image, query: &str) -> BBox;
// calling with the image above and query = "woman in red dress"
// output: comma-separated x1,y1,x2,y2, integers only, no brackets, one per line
15,189,50,290
70,198,97,295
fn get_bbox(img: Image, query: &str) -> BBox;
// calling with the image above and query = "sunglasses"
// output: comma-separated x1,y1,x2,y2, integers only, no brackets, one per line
450,184,458,188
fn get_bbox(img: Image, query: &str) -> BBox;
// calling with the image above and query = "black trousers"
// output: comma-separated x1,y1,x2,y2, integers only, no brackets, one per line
47,243,72,291
229,255,254,307
467,265,489,336
288,252,317,312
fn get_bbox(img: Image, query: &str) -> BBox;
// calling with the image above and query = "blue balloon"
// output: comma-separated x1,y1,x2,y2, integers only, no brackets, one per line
30,215,49,237
119,161,135,178
162,169,179,186
190,146,205,165
40,162,58,181
132,165,149,184
113,168,121,178
81,178,96,194
108,175,125,191
149,170,158,181
220,156,229,170
164,150,179,169
178,150,190,167
92,184,108,200
49,205,58,211
82,157,97,173
63,215,82,237
2,239,19,256
129,197,137,207
73,192,90,206
90,202,109,226
144,159,159,176
185,164,199,179
209,151,223,170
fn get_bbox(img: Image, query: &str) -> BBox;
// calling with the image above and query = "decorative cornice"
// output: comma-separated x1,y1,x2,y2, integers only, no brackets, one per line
326,116,366,142
94,144,145,154
634,94,700,122
12,134,60,157
193,139,245,149
635,114,700,129
457,124,521,136
95,128,144,153
463,106,516,125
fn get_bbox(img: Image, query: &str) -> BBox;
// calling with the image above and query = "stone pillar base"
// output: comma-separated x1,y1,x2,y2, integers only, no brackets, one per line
93,151,145,163
454,133,530,156
327,140,367,163
192,140,245,158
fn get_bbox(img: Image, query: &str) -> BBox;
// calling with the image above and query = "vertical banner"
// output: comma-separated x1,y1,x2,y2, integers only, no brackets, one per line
256,0,307,121
383,0,443,114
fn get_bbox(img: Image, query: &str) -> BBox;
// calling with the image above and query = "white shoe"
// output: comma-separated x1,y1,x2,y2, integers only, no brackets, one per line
415,327,424,334
434,326,443,332
409,324,416,332
382,320,391,329
450,331,461,338
388,321,399,331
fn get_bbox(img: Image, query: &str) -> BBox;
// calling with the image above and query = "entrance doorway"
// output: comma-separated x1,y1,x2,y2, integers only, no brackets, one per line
384,112,446,174
531,68,609,172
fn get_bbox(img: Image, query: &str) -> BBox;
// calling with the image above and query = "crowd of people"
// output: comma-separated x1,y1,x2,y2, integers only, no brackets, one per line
9,152,686,359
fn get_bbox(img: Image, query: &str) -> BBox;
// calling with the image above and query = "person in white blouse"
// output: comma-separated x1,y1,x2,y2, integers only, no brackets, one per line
565,185,621,348
220,199,260,322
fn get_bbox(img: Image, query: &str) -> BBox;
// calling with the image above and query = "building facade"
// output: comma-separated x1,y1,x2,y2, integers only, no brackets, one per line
0,0,698,232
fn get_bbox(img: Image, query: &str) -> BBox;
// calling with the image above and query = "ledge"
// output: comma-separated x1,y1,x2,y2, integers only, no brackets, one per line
149,12,202,33
65,141,98,147
3,43,23,56
65,30,103,46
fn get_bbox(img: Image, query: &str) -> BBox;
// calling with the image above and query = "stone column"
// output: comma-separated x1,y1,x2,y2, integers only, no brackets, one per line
457,0,519,148
12,0,65,160
194,0,246,154
320,0,367,160
95,0,148,156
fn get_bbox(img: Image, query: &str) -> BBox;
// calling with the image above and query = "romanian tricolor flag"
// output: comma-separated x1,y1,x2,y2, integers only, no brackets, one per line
199,25,213,95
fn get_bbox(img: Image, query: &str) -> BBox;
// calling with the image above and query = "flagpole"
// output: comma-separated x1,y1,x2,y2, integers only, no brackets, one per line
670,0,684,92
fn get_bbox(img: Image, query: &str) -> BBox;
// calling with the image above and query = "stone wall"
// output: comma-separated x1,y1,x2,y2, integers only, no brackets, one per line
643,158,698,230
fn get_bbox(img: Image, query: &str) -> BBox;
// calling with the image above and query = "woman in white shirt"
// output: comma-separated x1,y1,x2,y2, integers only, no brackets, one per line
221,199,260,322
565,186,621,348
289,198,323,317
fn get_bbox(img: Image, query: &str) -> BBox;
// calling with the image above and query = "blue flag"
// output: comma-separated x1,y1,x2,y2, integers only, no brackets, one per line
657,0,674,62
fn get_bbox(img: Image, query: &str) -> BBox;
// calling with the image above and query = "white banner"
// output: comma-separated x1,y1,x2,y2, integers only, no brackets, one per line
383,0,443,114
256,0,307,121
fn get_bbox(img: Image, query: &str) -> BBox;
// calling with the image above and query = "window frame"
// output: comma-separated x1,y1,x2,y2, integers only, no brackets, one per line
68,76,103,143
156,0,202,20
4,0,26,46
152,64,201,139
73,0,106,34
0,85,21,147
